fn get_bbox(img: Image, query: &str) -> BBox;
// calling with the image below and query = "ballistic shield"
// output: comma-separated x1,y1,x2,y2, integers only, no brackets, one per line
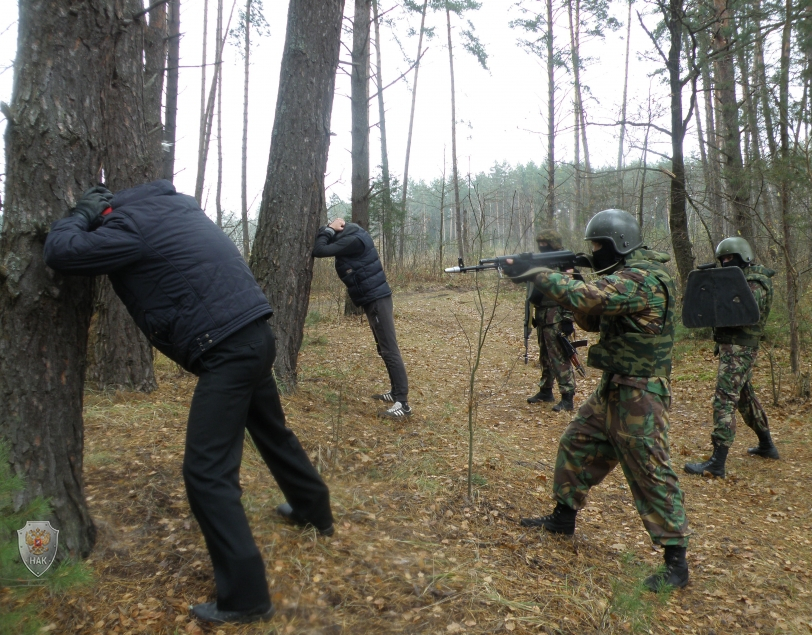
682,266,760,328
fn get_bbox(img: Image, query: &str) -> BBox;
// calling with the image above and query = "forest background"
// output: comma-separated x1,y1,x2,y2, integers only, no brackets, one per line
1,0,811,632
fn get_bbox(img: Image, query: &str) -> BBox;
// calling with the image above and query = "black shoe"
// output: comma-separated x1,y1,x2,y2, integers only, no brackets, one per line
552,392,574,412
190,601,274,624
748,429,780,459
684,443,728,478
520,502,577,535
527,388,555,404
644,545,689,592
371,390,395,403
276,503,335,536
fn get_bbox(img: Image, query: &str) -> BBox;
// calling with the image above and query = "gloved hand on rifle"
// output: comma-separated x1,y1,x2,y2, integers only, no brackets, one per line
560,319,575,336
70,185,113,230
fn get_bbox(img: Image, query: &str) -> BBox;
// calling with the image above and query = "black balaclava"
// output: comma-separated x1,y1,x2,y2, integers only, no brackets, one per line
537,243,558,254
591,240,623,273
721,254,748,269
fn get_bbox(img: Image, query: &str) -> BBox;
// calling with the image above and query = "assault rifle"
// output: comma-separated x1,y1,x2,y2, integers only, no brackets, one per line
558,334,588,378
444,250,593,281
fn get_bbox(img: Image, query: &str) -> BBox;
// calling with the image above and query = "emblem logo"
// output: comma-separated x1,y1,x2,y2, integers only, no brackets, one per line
17,521,59,577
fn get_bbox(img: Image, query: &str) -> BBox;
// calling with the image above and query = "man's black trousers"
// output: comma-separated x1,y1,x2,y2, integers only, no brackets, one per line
184,319,333,611
363,295,409,404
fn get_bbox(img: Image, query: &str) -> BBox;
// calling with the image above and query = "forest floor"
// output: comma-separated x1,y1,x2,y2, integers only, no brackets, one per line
16,281,812,634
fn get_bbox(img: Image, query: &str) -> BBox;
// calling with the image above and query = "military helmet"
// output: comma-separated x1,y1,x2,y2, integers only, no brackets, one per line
584,209,642,255
536,229,563,250
715,236,754,264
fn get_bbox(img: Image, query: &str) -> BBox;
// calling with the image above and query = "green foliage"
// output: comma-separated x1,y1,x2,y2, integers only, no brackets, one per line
229,0,271,55
607,553,671,633
0,441,92,635
305,310,324,327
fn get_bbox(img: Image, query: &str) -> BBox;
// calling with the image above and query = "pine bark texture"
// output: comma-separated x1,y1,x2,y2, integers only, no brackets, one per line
249,0,345,390
241,0,252,258
346,0,371,316
88,0,164,393
0,0,129,558
162,0,180,181
665,0,695,292
545,0,555,227
711,0,752,242
447,8,464,262
351,0,371,232
399,0,428,269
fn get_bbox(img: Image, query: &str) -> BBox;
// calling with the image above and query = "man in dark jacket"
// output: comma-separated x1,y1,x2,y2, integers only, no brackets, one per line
313,218,412,420
44,181,333,625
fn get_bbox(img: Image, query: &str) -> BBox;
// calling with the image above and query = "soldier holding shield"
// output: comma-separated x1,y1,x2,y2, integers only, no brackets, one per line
684,237,779,478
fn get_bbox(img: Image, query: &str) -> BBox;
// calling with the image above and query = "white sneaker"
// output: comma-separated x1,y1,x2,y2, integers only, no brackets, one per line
371,390,395,403
380,401,412,420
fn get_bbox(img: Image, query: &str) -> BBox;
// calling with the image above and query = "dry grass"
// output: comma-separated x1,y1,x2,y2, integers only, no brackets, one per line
17,279,812,634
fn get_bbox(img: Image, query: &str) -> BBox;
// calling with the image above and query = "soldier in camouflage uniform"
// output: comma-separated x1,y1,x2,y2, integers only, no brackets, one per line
510,209,689,593
684,237,778,478
527,229,577,412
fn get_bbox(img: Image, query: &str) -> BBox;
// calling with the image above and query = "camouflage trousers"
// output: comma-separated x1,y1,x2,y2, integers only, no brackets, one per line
552,379,689,547
711,344,769,448
538,325,576,394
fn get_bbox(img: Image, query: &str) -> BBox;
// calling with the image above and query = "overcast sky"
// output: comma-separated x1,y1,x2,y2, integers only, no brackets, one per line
0,1,695,221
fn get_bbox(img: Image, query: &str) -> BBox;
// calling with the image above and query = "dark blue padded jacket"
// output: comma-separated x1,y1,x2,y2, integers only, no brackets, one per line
43,180,272,371
312,223,391,307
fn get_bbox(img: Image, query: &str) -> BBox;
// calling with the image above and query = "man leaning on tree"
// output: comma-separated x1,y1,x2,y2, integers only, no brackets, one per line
44,181,334,625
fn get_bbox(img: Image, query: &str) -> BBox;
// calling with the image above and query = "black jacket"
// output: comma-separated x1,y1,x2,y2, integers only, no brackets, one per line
312,223,391,307
43,180,272,371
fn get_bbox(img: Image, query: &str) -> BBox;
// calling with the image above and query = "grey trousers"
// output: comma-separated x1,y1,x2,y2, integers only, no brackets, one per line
363,295,409,403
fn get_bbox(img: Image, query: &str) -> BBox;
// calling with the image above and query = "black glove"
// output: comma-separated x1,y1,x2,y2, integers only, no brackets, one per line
560,320,575,336
71,186,113,229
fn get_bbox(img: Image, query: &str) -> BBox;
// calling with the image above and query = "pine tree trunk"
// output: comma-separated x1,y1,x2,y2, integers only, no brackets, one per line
195,0,210,202
89,0,165,393
617,0,632,205
665,0,695,291
373,0,392,250
778,0,800,374
241,0,252,259
399,0,428,269
545,0,555,227
446,7,464,262
0,0,136,559
216,0,224,228
346,0,371,316
144,1,167,175
711,0,752,242
700,51,725,245
568,0,581,224
249,0,345,391
88,280,157,393
163,0,181,182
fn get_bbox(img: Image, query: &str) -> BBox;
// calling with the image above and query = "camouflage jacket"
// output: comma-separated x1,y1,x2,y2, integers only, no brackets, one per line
532,248,676,396
713,265,774,348
527,281,574,326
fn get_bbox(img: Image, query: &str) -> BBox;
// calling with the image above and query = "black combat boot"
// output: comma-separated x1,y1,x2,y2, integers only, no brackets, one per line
552,392,574,412
748,429,780,459
520,502,577,535
644,545,689,592
684,442,728,478
527,387,555,404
